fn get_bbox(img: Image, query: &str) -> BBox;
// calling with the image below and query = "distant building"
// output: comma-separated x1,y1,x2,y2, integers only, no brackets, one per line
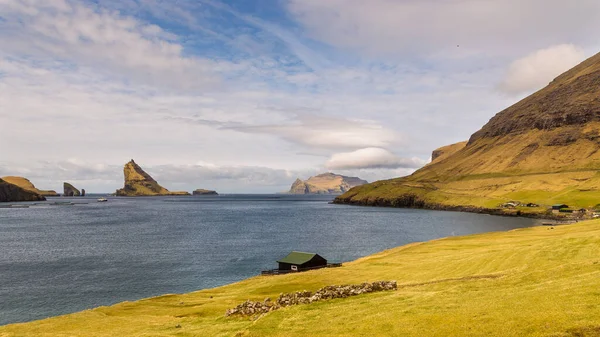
277,251,327,272
552,204,568,210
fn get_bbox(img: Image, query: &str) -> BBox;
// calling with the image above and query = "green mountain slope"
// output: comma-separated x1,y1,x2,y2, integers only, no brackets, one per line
335,52,600,214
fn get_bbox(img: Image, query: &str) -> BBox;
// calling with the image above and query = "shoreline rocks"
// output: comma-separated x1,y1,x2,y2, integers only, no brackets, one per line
333,193,566,220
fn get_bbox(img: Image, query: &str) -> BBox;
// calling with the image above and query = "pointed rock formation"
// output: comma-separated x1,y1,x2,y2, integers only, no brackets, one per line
1,176,59,197
115,160,190,196
289,178,309,194
289,173,367,195
0,178,46,202
63,183,81,197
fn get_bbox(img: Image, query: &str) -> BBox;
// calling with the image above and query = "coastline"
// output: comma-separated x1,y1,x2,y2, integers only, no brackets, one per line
1,215,567,332
3,217,599,336
331,197,568,221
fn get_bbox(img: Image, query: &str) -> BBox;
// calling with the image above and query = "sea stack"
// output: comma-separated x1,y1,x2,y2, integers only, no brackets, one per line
115,160,191,196
0,178,46,202
63,183,81,196
288,173,367,195
193,189,218,195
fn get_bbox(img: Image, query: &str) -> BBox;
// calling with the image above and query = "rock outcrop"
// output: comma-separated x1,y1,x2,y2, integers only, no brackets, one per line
63,183,81,197
289,178,309,194
429,141,467,164
288,173,367,195
1,176,59,196
115,160,190,196
335,51,600,213
193,189,218,195
0,178,46,202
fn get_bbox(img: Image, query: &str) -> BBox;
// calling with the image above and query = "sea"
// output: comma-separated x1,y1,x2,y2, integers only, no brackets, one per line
0,194,540,325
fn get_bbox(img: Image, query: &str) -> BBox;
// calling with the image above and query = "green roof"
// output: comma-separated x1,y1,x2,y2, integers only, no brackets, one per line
277,251,318,265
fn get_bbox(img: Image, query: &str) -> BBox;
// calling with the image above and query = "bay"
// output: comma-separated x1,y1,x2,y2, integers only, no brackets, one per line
0,195,538,325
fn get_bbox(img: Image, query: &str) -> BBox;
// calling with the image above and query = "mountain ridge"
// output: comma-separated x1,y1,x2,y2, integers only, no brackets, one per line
335,52,600,215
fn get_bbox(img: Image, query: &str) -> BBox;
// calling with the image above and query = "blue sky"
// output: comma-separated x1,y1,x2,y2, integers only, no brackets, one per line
1,0,599,193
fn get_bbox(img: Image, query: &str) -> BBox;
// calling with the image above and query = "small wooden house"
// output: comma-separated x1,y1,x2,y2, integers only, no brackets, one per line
552,204,568,210
277,251,327,272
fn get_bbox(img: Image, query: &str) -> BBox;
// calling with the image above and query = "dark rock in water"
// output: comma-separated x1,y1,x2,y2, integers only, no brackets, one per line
193,189,218,196
63,182,81,197
81,189,86,197
0,178,46,202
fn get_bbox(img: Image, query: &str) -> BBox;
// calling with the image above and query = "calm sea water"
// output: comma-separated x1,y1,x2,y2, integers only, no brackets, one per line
0,195,539,325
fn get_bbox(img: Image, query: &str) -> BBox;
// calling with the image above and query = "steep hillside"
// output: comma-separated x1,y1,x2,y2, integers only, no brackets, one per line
288,173,367,194
115,160,190,196
429,141,467,164
335,52,600,214
1,176,59,196
0,179,46,202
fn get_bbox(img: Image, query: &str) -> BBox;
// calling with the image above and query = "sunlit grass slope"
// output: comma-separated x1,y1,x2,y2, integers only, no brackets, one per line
336,52,600,212
3,220,600,336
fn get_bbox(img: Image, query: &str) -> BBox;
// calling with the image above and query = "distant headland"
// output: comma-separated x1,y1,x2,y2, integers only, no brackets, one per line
288,173,367,195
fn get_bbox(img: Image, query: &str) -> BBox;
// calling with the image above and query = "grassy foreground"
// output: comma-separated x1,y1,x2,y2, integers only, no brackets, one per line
3,221,600,336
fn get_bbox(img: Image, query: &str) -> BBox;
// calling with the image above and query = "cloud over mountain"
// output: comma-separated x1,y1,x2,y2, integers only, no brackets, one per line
326,148,427,170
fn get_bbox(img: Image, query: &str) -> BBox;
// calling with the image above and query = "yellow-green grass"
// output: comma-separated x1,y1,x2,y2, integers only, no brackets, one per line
338,123,600,213
340,169,600,212
3,220,600,336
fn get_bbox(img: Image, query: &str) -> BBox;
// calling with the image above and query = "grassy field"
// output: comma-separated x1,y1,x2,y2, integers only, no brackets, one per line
3,220,600,336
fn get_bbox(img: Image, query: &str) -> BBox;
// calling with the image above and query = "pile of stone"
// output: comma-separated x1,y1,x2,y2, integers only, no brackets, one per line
225,280,397,317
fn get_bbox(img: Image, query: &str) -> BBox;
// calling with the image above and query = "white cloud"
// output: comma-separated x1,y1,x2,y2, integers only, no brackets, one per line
498,44,586,94
287,0,600,57
0,0,218,91
1,0,598,193
227,114,402,150
325,148,427,170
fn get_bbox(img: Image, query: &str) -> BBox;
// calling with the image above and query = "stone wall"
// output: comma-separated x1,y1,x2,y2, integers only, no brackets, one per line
225,280,397,317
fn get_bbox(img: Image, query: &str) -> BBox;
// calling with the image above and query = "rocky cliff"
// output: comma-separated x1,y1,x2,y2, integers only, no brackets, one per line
0,178,46,202
429,141,467,164
115,160,190,196
63,183,81,196
193,189,218,195
289,173,368,195
1,176,59,196
335,52,600,214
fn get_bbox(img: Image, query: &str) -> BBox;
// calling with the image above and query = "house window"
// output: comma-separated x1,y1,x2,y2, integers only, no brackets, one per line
291,265,298,271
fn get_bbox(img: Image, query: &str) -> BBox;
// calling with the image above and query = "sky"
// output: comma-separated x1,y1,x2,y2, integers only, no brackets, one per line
1,0,599,193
